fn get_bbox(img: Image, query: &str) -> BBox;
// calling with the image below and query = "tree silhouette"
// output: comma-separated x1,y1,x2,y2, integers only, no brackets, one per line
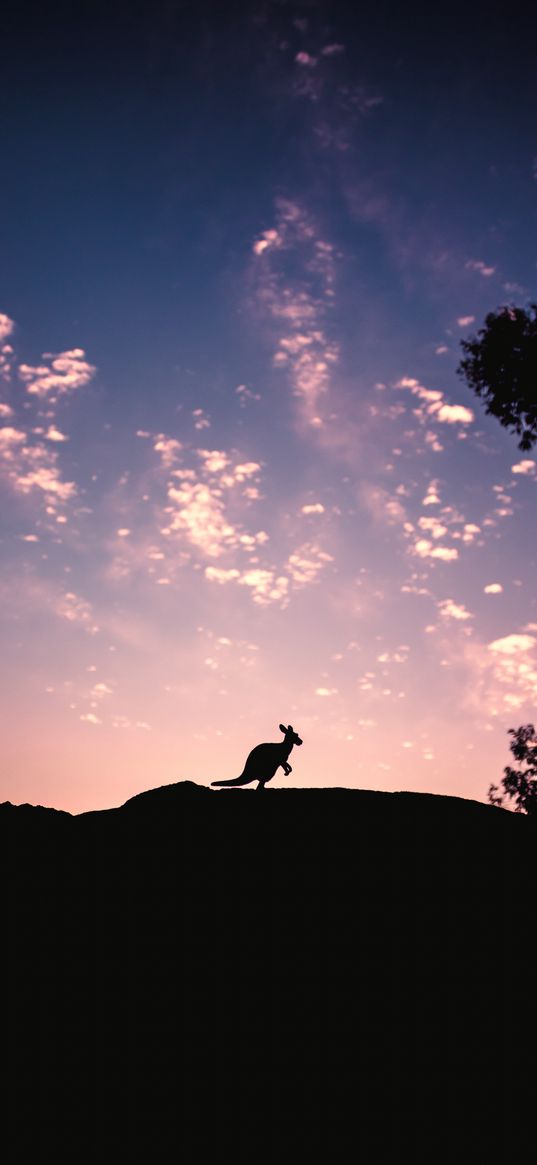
488,724,537,814
458,305,537,450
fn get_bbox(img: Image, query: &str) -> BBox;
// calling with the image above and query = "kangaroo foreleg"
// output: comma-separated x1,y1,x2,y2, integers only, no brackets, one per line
282,762,292,775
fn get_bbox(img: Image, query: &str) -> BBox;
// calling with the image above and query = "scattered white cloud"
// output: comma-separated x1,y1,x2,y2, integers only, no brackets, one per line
489,633,535,655
0,426,26,455
457,316,475,328
418,516,448,540
238,569,289,606
301,502,325,514
287,543,333,585
192,408,210,430
0,426,77,509
438,598,473,621
154,436,182,467
321,44,345,56
315,687,338,696
295,51,317,67
252,199,339,424
395,377,474,426
18,349,95,400
461,523,480,543
422,480,441,506
484,583,503,594
465,260,495,277
235,384,261,404
0,313,15,342
434,403,474,424
57,591,95,627
165,480,240,557
412,540,458,562
204,566,241,584
197,448,230,474
252,229,282,256
482,633,537,711
511,459,535,476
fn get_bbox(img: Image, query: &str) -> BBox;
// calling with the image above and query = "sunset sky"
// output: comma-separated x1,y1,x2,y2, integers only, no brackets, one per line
1,1,536,812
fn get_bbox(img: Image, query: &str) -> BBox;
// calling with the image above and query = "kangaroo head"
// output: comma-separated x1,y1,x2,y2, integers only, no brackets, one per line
279,723,303,746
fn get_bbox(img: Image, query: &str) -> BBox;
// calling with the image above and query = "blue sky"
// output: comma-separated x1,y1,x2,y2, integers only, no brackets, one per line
1,1,536,811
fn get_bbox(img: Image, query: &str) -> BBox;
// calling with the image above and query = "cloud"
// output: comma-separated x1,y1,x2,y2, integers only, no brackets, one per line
418,516,448,539
197,448,230,474
422,480,441,506
192,408,210,430
235,384,261,404
301,503,325,514
238,569,289,606
165,479,240,557
412,540,458,562
252,228,283,256
0,426,77,509
434,403,474,424
484,633,537,711
457,316,475,327
488,633,536,655
438,598,473,621
321,44,345,56
154,436,182,467
395,378,474,426
18,349,96,400
295,52,317,67
465,260,495,277
251,199,340,425
287,543,333,585
511,459,535,476
56,591,96,629
484,583,503,594
0,313,15,342
461,523,480,543
0,426,26,456
204,567,241,584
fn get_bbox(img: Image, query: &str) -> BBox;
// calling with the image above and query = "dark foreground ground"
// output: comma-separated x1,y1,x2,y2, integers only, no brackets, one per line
3,781,535,1161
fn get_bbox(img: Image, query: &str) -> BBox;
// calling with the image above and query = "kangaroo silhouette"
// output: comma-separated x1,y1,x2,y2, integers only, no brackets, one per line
211,724,303,791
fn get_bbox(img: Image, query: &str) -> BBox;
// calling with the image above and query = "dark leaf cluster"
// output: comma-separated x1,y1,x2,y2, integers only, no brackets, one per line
458,305,537,450
488,724,537,815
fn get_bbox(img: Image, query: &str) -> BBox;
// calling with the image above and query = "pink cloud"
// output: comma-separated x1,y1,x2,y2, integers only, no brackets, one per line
18,349,96,399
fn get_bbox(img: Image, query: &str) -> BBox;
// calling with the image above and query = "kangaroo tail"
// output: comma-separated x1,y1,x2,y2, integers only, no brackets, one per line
211,773,252,787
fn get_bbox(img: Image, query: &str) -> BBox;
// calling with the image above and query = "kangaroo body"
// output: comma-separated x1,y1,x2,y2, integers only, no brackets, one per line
211,724,303,791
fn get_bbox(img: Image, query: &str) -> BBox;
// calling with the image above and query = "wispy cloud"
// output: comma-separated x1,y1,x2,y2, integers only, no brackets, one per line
251,198,340,426
18,349,95,401
465,259,495,278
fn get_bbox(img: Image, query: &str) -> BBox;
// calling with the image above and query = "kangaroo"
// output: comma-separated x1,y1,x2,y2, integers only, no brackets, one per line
211,724,303,791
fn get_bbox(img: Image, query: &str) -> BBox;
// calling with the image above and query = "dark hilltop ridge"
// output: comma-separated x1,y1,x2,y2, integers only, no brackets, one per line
4,781,535,1162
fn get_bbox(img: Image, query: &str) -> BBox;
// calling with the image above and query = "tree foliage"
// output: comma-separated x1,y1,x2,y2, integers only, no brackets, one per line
458,305,537,450
488,724,537,814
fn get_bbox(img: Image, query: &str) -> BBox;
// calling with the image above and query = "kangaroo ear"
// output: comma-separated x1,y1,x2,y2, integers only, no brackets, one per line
279,724,287,733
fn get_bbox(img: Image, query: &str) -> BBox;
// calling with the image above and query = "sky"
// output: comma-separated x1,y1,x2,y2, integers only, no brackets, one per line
1,0,536,813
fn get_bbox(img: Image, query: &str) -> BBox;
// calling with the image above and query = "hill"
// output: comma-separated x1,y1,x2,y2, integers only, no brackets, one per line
4,782,535,1161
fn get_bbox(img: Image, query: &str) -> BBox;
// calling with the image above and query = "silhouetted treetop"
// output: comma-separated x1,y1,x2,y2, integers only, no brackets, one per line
488,723,537,815
458,305,537,450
